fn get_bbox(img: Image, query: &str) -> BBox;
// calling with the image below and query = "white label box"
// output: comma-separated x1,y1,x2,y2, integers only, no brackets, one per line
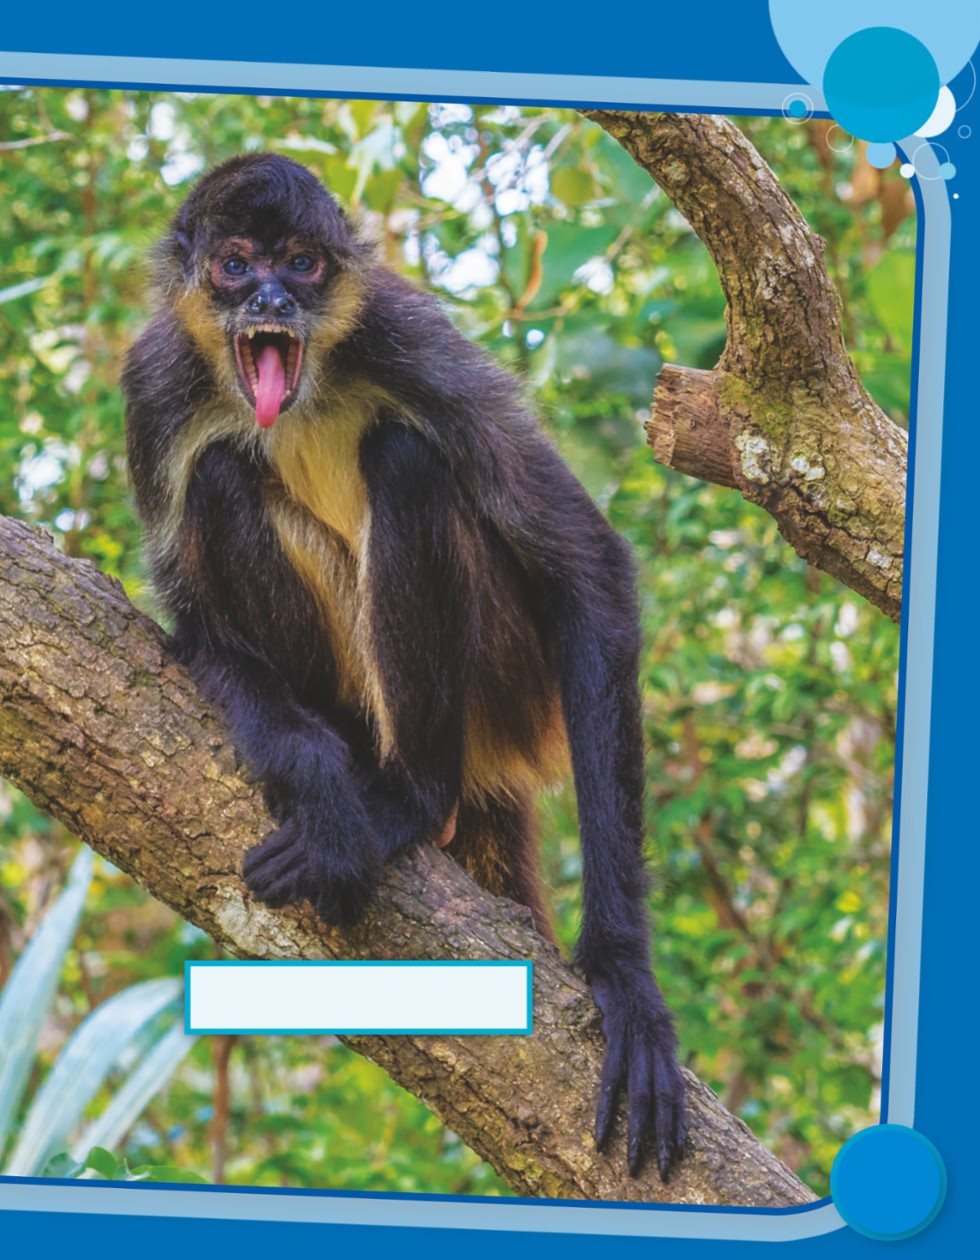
185,960,533,1034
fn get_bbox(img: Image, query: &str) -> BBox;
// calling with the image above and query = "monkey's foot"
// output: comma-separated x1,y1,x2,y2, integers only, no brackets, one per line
243,810,380,927
592,973,687,1180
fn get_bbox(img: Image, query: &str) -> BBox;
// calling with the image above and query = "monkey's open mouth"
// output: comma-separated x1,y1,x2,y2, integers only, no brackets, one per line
234,326,305,429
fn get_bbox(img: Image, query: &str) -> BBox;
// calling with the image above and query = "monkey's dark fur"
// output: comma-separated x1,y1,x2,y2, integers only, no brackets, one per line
123,153,686,1178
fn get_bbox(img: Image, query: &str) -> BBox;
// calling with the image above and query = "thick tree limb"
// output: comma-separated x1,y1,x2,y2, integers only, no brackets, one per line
0,516,813,1206
583,111,907,622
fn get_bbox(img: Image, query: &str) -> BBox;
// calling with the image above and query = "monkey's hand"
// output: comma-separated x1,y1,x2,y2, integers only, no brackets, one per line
591,966,687,1181
243,790,384,927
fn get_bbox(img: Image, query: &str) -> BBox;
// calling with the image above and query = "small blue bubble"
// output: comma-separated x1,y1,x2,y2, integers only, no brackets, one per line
823,27,941,143
939,162,957,179
866,142,897,169
958,124,972,139
788,99,806,118
831,1125,946,1241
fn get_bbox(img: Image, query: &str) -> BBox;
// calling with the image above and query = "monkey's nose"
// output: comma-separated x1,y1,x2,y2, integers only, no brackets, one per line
245,285,297,318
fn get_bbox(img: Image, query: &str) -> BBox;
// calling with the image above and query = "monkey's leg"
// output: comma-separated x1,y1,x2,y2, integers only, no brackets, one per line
451,794,554,942
359,419,475,840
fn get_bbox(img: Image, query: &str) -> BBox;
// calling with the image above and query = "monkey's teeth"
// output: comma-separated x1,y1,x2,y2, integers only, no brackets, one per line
242,324,299,340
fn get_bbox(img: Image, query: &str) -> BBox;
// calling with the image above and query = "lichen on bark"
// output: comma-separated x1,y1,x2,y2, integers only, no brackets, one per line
582,110,907,623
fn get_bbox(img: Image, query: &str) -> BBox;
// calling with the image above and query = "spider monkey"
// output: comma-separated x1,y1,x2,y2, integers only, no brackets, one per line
123,153,686,1179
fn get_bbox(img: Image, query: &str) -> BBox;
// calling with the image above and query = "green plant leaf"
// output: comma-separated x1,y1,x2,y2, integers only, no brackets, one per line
0,848,93,1160
128,1164,208,1184
83,1146,119,1179
3,976,181,1176
866,250,915,349
72,1021,197,1160
40,1152,85,1179
551,167,595,207
0,276,51,306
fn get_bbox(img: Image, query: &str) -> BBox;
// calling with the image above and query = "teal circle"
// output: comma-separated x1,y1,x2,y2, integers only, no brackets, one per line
830,1124,946,1241
788,98,807,118
939,162,956,179
866,142,897,168
823,27,941,143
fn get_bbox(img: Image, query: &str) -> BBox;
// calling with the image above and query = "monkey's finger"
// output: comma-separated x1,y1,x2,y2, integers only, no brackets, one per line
243,843,302,881
653,1054,686,1182
594,1021,626,1152
243,827,308,905
626,1044,653,1176
245,864,304,908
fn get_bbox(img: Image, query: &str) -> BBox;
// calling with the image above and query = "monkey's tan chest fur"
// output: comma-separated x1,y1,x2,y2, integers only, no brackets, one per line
264,402,388,744
264,406,569,804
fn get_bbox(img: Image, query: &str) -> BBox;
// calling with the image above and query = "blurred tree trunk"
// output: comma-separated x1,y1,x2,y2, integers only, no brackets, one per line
0,516,812,1208
584,110,907,623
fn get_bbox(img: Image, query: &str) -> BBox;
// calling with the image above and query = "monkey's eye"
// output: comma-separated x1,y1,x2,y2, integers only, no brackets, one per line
289,254,316,273
222,257,249,277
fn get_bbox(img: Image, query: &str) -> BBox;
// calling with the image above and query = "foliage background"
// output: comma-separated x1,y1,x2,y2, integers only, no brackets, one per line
0,88,913,1198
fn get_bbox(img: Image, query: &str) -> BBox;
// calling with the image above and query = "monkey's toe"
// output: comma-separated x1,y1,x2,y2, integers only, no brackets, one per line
592,976,687,1181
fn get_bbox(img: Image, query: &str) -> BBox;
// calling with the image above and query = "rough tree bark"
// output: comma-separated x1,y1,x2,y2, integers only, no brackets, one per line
0,516,813,1208
582,111,907,623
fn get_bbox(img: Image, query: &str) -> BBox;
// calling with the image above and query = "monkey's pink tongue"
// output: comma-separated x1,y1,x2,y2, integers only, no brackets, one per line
254,344,287,428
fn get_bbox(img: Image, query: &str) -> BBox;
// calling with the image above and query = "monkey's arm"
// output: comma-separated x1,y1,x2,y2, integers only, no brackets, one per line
359,417,475,834
520,446,687,1180
172,442,385,924
186,637,386,923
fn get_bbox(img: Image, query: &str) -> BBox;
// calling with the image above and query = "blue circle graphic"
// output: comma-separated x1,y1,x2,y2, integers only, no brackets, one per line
866,142,897,169
788,98,807,118
823,27,941,143
830,1124,947,1241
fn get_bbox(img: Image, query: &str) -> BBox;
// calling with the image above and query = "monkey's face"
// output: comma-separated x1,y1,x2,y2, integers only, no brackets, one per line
205,236,330,428
164,154,365,430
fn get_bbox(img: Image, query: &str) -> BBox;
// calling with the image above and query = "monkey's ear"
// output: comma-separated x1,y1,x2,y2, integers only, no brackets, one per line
165,225,201,279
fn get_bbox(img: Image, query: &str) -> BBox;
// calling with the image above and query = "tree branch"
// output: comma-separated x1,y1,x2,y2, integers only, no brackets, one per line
0,516,813,1207
583,111,907,622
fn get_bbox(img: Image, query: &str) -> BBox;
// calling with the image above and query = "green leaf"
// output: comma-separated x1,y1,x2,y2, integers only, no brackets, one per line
72,1021,196,1160
550,167,595,207
0,276,51,306
529,223,618,310
128,1164,208,1184
866,250,915,349
0,848,93,1159
4,976,181,1176
40,1152,85,1179
83,1146,119,1179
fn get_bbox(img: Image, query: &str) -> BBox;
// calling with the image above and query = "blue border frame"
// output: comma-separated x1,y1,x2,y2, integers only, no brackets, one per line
0,23,970,1252
183,960,534,1035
